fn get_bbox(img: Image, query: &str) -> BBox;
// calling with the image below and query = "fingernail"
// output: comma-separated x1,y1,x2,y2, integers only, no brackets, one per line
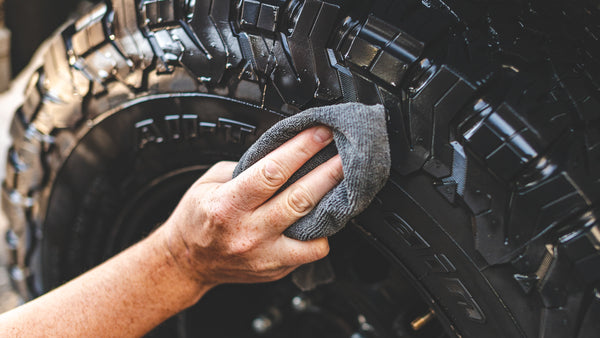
313,127,333,143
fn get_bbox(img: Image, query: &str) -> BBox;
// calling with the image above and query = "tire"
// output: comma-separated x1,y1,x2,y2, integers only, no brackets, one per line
3,0,600,337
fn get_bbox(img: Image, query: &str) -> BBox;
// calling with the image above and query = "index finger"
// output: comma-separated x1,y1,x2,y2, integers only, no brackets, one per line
223,126,334,210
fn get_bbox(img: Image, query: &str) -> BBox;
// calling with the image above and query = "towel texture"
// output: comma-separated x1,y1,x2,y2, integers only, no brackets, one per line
233,102,391,240
233,103,391,290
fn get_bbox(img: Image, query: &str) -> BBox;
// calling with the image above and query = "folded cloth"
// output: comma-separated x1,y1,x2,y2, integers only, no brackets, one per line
233,102,391,289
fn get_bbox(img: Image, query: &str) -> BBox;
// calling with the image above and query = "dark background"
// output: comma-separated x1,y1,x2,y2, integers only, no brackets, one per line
4,0,95,75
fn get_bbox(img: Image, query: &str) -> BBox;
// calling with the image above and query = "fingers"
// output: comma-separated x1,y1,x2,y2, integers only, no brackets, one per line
253,155,343,234
223,126,334,210
198,161,238,184
274,237,330,266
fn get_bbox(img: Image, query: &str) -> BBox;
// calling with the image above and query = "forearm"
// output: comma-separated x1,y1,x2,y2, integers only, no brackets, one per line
0,128,339,336
0,225,210,337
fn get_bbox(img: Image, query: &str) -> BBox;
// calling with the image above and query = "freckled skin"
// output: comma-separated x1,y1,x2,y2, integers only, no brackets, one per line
0,126,343,337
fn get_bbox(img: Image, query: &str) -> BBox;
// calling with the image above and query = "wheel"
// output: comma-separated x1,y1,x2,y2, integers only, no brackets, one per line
3,0,600,337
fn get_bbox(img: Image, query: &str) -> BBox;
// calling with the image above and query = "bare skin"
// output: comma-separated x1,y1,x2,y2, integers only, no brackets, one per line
0,126,343,337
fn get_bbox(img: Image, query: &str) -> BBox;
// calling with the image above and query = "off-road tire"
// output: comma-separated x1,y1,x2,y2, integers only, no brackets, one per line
3,0,600,337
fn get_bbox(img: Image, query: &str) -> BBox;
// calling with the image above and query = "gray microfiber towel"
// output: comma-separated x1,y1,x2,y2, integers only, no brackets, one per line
233,102,391,289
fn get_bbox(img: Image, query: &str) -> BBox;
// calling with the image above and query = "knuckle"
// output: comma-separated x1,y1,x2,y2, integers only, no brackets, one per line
212,161,231,172
255,260,278,273
227,239,255,256
296,142,316,158
287,186,315,215
327,165,344,183
260,159,288,188
215,160,234,167
207,200,234,225
211,161,226,171
311,239,330,260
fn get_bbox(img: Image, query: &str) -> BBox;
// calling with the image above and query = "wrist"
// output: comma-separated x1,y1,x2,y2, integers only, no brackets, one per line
149,224,214,308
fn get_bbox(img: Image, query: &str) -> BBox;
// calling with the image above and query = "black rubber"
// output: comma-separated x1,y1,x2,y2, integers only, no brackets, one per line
3,0,600,337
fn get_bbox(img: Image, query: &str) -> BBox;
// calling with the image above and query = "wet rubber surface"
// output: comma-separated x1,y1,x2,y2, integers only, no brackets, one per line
0,58,39,313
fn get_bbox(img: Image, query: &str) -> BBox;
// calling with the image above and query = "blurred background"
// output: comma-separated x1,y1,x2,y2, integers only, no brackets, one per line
0,0,100,312
2,0,96,80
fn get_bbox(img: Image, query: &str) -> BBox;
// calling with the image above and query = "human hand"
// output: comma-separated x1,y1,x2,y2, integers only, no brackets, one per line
161,126,343,288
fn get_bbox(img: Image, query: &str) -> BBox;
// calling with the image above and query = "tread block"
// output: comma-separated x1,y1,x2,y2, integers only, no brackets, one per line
39,100,83,130
473,210,509,263
207,0,243,69
142,0,176,26
40,36,82,104
464,123,503,158
560,222,600,283
462,103,542,181
113,0,142,34
9,111,26,148
508,173,589,249
464,159,514,264
74,2,107,31
41,37,86,127
270,0,329,107
187,0,340,107
385,32,423,64
406,66,468,174
561,227,599,261
110,0,154,69
72,19,106,56
9,139,44,196
354,74,381,105
72,4,108,57
172,24,217,82
73,43,132,88
246,34,273,77
154,29,183,62
4,155,17,191
383,87,427,175
44,38,71,89
21,71,42,123
424,78,476,179
1,187,27,234
239,0,261,28
345,36,381,69
370,50,408,87
357,15,398,48
256,3,279,32
309,2,342,101
182,0,238,84
340,15,423,87
435,180,458,203
485,144,525,181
